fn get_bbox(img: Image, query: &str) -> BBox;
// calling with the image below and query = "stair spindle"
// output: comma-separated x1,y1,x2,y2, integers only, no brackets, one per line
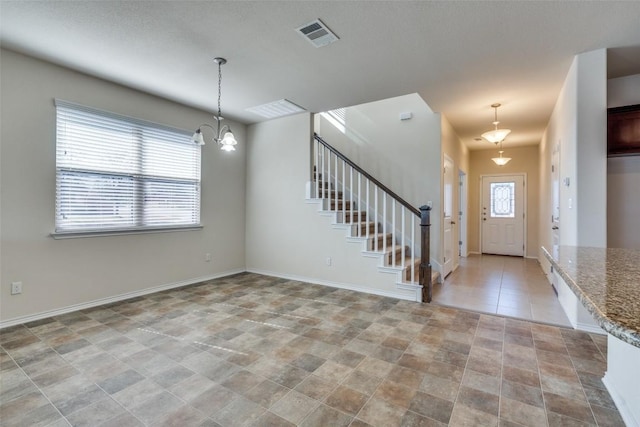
366,180,370,238
411,220,415,283
334,153,338,212
358,173,362,233
401,209,406,272
374,185,378,251
392,200,396,268
349,166,354,224
382,193,387,256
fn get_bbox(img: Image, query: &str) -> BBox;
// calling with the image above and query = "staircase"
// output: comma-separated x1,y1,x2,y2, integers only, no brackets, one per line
308,134,439,303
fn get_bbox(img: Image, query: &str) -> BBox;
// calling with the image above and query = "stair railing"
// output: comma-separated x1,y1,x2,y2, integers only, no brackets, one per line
312,133,433,302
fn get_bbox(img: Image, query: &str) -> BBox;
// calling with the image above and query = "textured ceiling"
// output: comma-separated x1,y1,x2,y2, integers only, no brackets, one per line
1,1,640,150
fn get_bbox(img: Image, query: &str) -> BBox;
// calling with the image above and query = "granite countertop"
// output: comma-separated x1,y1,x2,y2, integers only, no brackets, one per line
542,245,640,348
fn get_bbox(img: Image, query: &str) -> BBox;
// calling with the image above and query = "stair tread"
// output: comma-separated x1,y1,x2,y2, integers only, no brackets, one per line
369,244,406,253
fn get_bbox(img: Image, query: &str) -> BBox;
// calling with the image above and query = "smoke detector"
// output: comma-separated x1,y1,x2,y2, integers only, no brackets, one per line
296,19,339,48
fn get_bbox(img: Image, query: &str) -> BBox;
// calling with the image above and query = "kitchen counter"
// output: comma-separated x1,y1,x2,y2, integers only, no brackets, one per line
543,245,640,427
542,245,640,348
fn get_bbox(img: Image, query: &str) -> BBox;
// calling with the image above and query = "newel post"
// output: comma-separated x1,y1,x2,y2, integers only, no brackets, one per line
419,205,432,303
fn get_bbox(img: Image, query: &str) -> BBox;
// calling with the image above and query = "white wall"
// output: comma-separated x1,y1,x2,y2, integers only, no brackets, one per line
316,94,443,269
538,49,608,274
0,49,246,323
575,49,607,247
607,74,640,249
245,113,418,300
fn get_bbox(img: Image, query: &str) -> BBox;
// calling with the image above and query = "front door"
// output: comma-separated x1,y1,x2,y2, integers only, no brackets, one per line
481,175,525,256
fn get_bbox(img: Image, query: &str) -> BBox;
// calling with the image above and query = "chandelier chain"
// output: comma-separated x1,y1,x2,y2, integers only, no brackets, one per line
217,61,222,122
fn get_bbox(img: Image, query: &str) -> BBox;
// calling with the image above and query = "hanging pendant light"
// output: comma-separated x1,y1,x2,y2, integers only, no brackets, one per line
191,57,238,151
481,103,511,144
492,140,511,166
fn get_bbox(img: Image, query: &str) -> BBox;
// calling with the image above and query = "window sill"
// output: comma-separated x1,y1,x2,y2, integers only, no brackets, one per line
50,225,203,239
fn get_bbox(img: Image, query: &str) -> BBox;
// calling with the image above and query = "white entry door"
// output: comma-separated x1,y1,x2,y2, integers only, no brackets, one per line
481,175,525,256
443,157,455,277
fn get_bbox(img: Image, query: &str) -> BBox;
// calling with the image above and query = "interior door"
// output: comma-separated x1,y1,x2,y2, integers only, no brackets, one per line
443,157,454,277
481,175,525,256
551,142,561,246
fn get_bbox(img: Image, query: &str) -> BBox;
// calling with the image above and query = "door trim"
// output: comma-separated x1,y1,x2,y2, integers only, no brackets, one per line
479,173,527,257
458,169,468,259
442,154,455,278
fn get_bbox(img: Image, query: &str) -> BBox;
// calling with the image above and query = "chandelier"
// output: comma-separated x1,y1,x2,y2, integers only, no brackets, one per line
481,103,511,144
192,57,238,152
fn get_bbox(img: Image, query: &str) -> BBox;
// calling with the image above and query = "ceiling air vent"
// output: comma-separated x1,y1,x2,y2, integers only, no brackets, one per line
296,19,339,48
246,99,306,119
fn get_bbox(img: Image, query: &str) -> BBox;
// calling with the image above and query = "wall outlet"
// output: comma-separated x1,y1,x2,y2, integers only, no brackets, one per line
205,253,212,262
326,257,332,266
11,281,22,295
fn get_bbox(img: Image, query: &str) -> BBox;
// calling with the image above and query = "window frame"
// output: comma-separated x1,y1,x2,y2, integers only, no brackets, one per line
52,100,202,239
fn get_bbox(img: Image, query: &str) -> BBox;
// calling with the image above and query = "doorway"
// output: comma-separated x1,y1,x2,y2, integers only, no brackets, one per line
481,174,526,256
458,170,467,259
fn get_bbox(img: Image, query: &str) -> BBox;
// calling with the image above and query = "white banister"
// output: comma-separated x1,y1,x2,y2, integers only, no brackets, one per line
349,166,354,224
401,209,406,269
315,140,319,198
334,153,338,212
392,200,396,267
382,193,387,258
411,220,415,282
374,185,378,251
358,173,362,233
366,180,370,239
312,133,432,300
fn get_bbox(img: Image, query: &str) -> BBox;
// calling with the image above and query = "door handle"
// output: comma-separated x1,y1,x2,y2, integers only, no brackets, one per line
483,218,486,221
450,221,456,225
552,226,559,230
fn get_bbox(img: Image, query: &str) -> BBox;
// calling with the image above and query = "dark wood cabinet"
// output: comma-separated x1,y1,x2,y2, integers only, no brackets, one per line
608,104,640,157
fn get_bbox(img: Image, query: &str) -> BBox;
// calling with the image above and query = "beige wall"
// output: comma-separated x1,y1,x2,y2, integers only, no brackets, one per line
468,146,540,257
1,49,247,323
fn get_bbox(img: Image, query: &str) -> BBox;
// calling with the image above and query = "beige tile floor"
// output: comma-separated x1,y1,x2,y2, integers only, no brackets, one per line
0,273,624,426
433,255,573,327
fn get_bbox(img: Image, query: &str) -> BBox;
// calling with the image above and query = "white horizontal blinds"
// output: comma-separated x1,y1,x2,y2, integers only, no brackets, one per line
55,100,200,232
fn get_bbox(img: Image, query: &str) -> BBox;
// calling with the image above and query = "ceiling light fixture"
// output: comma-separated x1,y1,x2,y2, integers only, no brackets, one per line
192,57,237,152
492,140,512,166
481,103,511,144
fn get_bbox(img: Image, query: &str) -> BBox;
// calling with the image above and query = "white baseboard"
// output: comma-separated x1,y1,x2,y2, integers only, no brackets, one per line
0,268,245,330
246,268,420,302
576,322,606,335
396,282,423,302
602,374,639,427
602,334,640,427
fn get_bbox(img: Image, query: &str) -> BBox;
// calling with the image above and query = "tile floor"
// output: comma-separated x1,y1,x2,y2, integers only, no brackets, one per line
0,273,624,426
433,255,572,327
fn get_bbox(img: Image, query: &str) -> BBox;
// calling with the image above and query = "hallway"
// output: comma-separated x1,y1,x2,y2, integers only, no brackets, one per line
432,255,572,327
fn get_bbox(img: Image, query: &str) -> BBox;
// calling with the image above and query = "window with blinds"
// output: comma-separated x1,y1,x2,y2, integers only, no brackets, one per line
55,100,201,234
